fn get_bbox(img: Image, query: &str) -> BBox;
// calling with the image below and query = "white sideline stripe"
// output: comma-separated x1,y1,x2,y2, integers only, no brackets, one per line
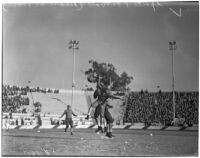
132,123,145,126
75,125,91,128
185,126,198,131
19,125,36,129
165,126,182,130
83,121,94,125
92,125,98,129
76,122,83,125
57,125,66,129
2,125,198,130
129,125,145,129
2,125,17,129
147,126,164,130
39,125,55,129
113,125,126,129
10,125,17,129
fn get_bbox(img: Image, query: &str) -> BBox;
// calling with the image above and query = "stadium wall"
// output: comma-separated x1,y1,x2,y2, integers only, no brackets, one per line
25,90,124,123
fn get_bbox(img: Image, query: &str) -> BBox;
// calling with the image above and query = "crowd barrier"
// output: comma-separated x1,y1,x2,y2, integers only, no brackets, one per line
2,122,198,131
2,113,94,127
3,113,198,132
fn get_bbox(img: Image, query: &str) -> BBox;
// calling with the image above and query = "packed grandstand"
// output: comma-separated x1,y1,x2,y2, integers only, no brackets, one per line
124,91,198,126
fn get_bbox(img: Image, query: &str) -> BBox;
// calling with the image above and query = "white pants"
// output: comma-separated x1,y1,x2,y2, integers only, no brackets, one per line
5,122,10,130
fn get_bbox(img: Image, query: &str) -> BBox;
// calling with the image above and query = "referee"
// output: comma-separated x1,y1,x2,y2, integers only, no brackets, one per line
59,105,77,135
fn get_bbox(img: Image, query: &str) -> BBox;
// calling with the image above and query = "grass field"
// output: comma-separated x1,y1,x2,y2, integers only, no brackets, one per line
2,129,198,156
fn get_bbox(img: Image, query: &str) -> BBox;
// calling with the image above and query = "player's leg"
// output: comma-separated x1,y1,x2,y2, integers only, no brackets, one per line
69,118,74,135
85,94,92,119
5,119,7,130
98,115,104,133
105,109,114,138
99,105,106,133
85,100,98,120
104,118,107,133
65,119,69,132
102,117,107,133
98,104,106,133
95,116,102,133
6,119,10,131
106,123,114,138
108,122,114,136
5,121,8,131
85,105,92,120
94,105,103,133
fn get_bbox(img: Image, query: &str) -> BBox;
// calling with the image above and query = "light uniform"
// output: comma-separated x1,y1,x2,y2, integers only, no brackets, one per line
61,108,76,132
5,117,10,130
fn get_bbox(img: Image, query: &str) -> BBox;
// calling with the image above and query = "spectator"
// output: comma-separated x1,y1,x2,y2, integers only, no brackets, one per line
124,91,198,126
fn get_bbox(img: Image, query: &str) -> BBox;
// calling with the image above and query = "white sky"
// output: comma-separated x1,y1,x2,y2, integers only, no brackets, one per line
2,1,199,91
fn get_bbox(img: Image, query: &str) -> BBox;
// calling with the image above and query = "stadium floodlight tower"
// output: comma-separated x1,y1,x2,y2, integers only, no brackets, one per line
68,40,79,108
169,41,177,124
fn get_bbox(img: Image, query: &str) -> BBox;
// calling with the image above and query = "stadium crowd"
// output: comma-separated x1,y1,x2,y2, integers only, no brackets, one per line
2,84,59,113
3,85,30,113
124,91,198,126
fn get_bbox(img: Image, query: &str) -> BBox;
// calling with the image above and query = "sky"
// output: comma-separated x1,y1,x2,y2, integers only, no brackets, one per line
3,2,199,92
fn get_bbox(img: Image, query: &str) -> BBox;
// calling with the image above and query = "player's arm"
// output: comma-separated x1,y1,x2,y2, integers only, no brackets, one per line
106,104,113,108
105,102,113,108
59,110,66,118
106,89,122,100
72,111,77,117
91,100,98,107
109,95,121,99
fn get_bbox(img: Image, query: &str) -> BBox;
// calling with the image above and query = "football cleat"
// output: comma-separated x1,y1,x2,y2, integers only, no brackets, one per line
85,115,90,120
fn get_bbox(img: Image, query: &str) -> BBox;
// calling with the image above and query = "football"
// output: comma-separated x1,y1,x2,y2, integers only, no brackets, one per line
87,73,97,83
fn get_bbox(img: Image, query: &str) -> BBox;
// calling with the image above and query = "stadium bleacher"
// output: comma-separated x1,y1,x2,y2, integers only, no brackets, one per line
2,85,198,127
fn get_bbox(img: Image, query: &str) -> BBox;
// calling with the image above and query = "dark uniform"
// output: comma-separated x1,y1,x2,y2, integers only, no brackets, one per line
94,101,106,120
86,74,120,137
104,105,114,124
93,86,109,120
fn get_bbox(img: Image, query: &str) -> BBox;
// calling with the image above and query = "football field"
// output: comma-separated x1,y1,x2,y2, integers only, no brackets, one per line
2,128,198,156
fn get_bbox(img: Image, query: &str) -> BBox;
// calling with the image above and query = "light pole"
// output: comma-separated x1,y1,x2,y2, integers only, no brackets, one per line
69,40,79,108
169,41,177,124
28,81,34,105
